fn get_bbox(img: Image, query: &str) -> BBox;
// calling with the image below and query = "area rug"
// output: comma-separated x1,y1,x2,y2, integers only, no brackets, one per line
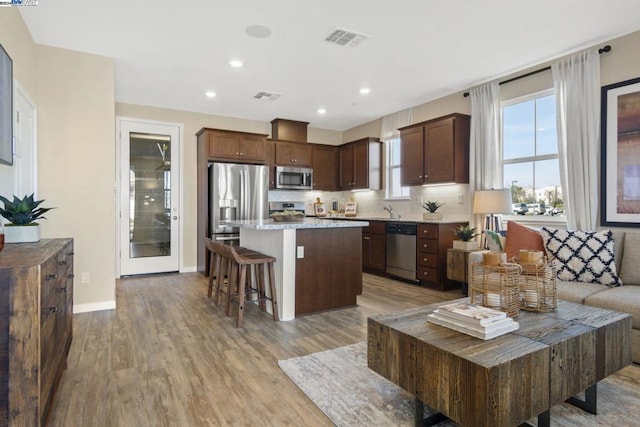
278,342,640,426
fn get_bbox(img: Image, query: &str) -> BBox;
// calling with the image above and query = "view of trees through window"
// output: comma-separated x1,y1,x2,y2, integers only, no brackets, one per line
502,91,564,216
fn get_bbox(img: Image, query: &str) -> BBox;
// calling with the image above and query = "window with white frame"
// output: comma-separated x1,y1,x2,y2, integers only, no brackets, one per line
385,138,410,199
502,90,564,217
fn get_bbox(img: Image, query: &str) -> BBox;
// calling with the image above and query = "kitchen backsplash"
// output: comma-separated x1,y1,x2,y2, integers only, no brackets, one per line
268,184,471,222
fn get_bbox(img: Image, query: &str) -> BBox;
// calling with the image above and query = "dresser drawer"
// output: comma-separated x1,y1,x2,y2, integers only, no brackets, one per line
418,266,438,283
417,238,438,254
418,224,438,238
417,253,437,268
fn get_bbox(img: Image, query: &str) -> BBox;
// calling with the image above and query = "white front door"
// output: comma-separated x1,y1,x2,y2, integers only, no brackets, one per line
118,119,181,276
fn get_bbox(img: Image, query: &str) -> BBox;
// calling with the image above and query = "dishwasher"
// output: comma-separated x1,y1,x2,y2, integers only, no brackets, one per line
385,223,417,281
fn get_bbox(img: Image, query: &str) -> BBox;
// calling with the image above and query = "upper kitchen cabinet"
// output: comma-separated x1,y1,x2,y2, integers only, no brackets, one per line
197,128,268,163
273,140,312,166
399,113,470,186
339,137,382,190
266,140,276,189
311,144,338,191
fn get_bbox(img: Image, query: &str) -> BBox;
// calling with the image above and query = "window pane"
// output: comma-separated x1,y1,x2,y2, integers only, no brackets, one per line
536,94,557,156
503,100,535,159
535,159,562,206
391,139,401,166
504,162,533,202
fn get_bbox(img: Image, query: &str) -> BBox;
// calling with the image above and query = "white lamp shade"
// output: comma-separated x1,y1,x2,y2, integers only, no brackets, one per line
473,189,513,214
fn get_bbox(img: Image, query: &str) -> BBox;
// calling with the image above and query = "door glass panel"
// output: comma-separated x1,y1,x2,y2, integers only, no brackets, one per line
129,132,171,258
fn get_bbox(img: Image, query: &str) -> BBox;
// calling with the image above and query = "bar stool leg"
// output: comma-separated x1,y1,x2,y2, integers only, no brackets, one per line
267,262,278,321
226,259,238,317
207,250,217,298
256,263,266,311
237,264,247,328
213,255,226,305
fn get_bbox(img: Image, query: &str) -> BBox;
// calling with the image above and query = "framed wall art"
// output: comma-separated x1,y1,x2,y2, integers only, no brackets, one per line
601,76,640,227
0,43,13,166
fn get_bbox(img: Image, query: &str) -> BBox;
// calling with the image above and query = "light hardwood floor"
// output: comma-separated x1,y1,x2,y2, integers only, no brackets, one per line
47,273,462,426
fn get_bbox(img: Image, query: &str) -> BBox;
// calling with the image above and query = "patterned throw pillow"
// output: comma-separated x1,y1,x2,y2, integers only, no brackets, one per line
540,227,622,286
484,229,505,252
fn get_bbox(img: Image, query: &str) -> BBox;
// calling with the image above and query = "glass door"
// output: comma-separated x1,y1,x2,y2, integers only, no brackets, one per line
119,119,180,275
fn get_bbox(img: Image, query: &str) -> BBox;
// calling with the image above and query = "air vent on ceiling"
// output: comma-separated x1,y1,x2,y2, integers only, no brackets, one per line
254,91,281,101
324,28,368,47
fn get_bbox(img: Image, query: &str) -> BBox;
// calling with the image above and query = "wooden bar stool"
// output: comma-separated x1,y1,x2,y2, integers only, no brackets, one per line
223,245,278,328
204,238,258,306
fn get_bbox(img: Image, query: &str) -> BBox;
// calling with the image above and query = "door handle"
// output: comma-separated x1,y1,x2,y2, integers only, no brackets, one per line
173,216,178,220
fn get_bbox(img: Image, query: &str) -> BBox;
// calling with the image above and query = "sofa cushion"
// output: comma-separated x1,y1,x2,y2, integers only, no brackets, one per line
504,221,545,261
620,232,640,285
540,227,622,287
610,230,625,273
585,286,640,329
557,281,608,304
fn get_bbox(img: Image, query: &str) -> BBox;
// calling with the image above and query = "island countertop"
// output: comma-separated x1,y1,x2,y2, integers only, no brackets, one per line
224,218,369,230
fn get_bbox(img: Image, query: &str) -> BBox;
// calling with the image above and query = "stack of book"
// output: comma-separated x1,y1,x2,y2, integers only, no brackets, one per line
427,301,519,340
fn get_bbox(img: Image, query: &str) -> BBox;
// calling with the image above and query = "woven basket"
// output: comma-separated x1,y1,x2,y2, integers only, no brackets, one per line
470,262,522,317
513,257,557,312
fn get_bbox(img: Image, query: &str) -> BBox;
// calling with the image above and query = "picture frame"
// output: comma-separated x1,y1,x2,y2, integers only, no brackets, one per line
601,76,640,227
0,43,13,166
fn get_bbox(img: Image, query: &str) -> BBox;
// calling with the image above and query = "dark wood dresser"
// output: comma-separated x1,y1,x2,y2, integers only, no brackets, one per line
0,239,74,426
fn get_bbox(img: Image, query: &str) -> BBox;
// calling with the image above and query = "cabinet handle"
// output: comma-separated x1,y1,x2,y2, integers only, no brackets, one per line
423,257,428,262
363,236,370,240
59,260,67,265
46,274,57,281
423,271,429,277
423,230,428,234
57,287,67,294
423,244,428,249
239,152,244,156
44,306,58,316
68,273,75,279
418,175,422,179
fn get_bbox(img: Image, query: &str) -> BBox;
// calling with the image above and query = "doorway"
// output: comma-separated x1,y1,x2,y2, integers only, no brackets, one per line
117,118,182,276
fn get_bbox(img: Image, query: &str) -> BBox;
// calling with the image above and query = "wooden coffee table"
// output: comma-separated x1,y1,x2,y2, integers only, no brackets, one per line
368,298,632,427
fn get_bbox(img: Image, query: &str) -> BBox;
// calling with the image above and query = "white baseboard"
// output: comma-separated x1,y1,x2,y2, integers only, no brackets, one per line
74,300,116,314
180,266,197,273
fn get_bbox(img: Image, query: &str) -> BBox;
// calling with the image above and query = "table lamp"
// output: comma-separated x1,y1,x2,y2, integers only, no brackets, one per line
473,188,513,233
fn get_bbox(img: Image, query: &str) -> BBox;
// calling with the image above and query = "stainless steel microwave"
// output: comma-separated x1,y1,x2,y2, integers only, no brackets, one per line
275,166,313,190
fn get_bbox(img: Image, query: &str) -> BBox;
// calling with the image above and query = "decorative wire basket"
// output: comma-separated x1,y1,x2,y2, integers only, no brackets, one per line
513,257,557,312
470,262,521,317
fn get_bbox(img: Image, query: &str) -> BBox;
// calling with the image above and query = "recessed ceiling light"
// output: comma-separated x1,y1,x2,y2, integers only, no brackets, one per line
317,108,327,115
205,91,217,98
359,87,371,94
246,25,272,38
230,60,243,68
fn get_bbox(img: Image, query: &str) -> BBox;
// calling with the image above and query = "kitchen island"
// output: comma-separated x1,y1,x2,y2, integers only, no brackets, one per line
224,218,369,320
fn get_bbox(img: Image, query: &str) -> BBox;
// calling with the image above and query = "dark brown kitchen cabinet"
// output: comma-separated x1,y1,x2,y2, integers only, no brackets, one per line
362,221,386,273
311,144,338,191
0,239,74,426
399,113,470,186
274,140,312,166
266,140,276,189
339,137,381,190
197,128,267,163
416,222,466,291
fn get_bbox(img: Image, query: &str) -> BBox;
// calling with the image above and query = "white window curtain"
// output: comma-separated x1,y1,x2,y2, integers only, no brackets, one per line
469,82,501,232
552,49,601,231
380,108,413,141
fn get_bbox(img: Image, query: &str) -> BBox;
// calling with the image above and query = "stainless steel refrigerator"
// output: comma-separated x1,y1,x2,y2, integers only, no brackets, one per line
208,162,268,244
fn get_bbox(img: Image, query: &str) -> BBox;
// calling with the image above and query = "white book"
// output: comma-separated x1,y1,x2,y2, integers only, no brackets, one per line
429,312,515,334
427,313,519,340
437,302,506,325
433,309,509,330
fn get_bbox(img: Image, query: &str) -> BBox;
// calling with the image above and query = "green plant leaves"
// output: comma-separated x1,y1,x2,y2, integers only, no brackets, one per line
0,193,55,225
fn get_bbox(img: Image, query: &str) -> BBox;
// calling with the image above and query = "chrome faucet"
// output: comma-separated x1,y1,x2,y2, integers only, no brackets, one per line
383,205,394,219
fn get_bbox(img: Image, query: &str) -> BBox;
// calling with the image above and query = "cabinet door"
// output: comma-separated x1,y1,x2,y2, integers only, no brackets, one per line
208,132,241,159
400,126,425,186
312,145,337,191
238,134,266,162
352,140,369,189
293,144,312,166
339,144,354,189
266,140,276,189
368,232,386,271
424,118,455,183
275,141,312,166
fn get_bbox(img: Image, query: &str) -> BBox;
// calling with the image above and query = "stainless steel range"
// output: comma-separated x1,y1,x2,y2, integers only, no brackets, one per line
268,201,306,216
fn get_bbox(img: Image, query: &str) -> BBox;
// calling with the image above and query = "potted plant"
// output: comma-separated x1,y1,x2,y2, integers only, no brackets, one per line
0,194,54,243
452,225,480,250
422,200,444,221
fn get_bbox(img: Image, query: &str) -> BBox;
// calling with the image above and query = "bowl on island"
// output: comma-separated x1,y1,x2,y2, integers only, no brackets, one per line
270,210,306,222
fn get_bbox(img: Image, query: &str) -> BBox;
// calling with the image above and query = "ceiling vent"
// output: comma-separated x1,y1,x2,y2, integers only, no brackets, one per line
324,28,368,47
253,91,281,101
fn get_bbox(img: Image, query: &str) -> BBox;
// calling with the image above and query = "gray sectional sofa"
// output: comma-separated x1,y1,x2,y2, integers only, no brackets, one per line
556,230,640,364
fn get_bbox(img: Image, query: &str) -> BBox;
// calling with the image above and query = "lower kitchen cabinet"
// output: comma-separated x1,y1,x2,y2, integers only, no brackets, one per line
417,222,467,291
362,221,386,273
0,239,74,426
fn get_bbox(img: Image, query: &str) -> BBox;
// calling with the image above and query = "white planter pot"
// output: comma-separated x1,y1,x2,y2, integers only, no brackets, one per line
453,240,478,250
4,225,41,243
422,212,443,221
